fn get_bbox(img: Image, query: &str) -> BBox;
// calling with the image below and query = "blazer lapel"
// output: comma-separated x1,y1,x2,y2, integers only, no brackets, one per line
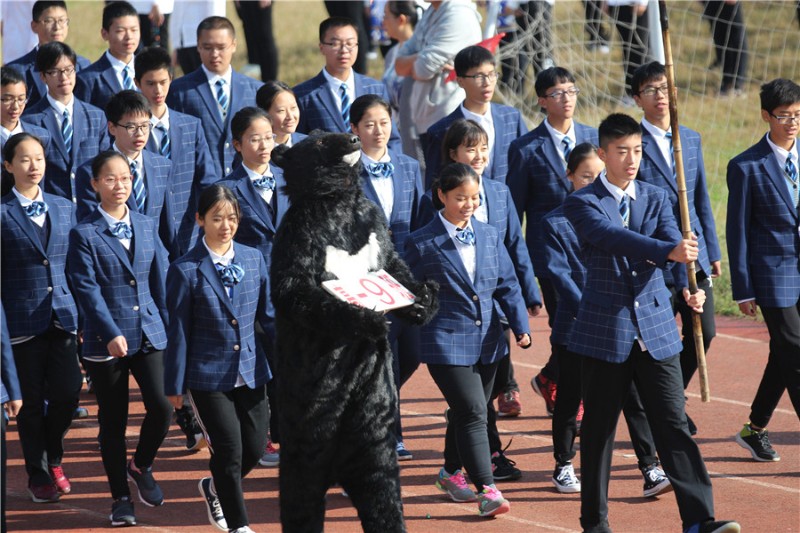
472,222,487,288
71,101,90,162
541,137,570,192
315,73,344,131
642,131,676,193
237,177,275,231
629,186,645,232
94,217,135,275
481,181,496,225
44,199,63,257
197,78,224,130
596,181,622,225
361,167,382,209
762,150,798,218
44,107,69,161
198,254,236,316
433,219,474,290
7,200,47,257
141,154,165,217
101,65,122,94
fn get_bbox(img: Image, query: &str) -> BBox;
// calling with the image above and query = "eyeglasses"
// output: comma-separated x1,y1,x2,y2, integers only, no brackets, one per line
99,176,132,186
1,96,29,107
545,87,581,100
321,41,359,52
115,122,153,135
39,17,69,27
460,71,499,84
245,134,276,146
44,67,76,78
199,44,233,54
639,84,670,97
769,113,800,125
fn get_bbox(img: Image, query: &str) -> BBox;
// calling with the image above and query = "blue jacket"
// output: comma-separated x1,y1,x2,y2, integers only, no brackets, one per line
726,134,800,307
1,305,22,404
164,241,272,394
74,53,129,111
1,192,79,336
67,209,169,359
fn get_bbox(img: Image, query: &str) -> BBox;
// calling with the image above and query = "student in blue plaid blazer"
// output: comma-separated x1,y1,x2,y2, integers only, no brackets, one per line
405,163,531,518
167,16,262,178
350,94,425,460
1,133,82,503
423,46,528,189
727,79,800,463
563,114,737,533
1,303,23,532
67,151,172,526
165,184,272,533
293,17,401,151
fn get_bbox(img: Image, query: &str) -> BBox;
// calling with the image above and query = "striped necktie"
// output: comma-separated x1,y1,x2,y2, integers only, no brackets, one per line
61,109,73,156
156,123,170,159
562,137,572,165
665,131,676,180
786,153,798,208
131,160,146,213
340,83,350,126
122,65,135,90
619,195,630,228
215,79,229,118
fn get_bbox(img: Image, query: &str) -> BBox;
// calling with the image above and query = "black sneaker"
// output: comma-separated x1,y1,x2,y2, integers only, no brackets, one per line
641,463,672,497
685,519,741,533
110,497,136,527
198,477,227,531
735,424,780,462
552,461,581,493
491,451,522,481
127,460,164,507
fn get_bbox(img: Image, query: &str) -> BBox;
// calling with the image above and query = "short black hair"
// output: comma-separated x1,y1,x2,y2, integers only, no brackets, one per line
91,150,128,180
2,132,45,165
256,80,294,112
598,113,642,149
319,16,356,43
442,119,488,165
105,90,152,124
1,66,27,88
431,163,480,210
454,45,495,77
535,67,576,97
197,183,241,219
102,1,138,31
631,62,666,95
349,94,390,126
32,1,67,21
196,16,235,40
231,107,271,142
134,46,173,81
386,1,420,29
760,78,800,114
35,41,76,72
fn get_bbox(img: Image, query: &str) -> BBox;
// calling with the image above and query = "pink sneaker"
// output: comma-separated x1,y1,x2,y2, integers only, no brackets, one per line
48,465,71,494
477,484,510,517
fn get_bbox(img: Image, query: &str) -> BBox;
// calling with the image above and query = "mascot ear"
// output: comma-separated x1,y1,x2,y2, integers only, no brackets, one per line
271,143,290,169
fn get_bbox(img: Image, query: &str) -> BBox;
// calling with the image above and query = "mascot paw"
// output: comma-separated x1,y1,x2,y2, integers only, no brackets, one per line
395,280,439,325
353,306,390,339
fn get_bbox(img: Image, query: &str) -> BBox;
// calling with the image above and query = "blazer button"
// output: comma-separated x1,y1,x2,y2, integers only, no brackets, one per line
631,271,637,277
129,280,136,286
133,305,140,311
472,295,478,301
47,286,53,292
225,167,231,174
225,142,230,148
475,320,481,326
634,301,639,309
233,344,240,351
231,319,238,325
42,259,49,266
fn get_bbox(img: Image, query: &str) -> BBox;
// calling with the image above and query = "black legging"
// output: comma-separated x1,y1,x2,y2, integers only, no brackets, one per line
702,1,749,92
235,0,279,81
609,3,650,97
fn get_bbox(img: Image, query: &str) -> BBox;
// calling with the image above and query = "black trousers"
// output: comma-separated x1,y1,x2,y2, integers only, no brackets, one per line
608,4,650,97
2,414,8,533
583,0,611,45
579,346,714,531
429,359,499,491
190,385,269,531
702,1,749,92
749,302,800,427
324,1,369,74
234,0,278,81
668,276,716,389
12,327,81,485
84,350,172,500
137,13,170,49
388,318,421,443
176,47,202,77
487,330,517,454
539,277,560,381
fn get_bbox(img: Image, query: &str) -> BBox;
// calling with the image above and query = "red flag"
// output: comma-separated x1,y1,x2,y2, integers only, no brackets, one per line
445,33,506,83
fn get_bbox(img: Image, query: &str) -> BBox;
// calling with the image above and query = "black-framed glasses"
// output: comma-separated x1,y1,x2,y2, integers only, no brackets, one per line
1,96,29,107
546,87,581,99
44,67,76,78
769,113,800,125
639,84,670,97
115,122,153,135
321,41,359,51
460,71,499,84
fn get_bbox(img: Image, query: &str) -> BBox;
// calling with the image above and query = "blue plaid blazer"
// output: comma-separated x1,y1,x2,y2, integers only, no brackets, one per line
359,149,425,256
165,242,273,394
542,206,585,347
7,48,90,108
563,179,683,362
507,120,598,276
638,124,720,284
1,192,79,336
67,209,169,359
1,305,22,404
22,97,110,201
293,70,401,151
74,53,128,111
405,216,529,366
75,150,171,225
727,135,800,307
423,103,528,189
167,68,262,177
145,108,216,258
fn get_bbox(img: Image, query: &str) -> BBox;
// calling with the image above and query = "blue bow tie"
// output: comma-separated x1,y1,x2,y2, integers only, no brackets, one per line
366,161,394,179
110,221,133,239
455,227,476,245
24,201,48,217
253,174,276,191
215,262,245,288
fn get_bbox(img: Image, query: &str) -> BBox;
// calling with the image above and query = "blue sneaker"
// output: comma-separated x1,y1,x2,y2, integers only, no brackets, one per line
127,459,163,507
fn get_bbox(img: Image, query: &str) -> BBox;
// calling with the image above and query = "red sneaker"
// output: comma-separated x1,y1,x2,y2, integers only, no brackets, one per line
49,465,71,494
531,373,557,417
28,482,60,503
497,390,522,417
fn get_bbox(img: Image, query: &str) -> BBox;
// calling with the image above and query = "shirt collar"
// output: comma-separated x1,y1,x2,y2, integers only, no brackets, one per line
543,118,576,145
98,204,131,227
46,93,74,115
438,211,473,240
104,50,134,72
361,150,391,165
765,132,798,163
322,67,355,95
202,236,235,266
202,64,232,86
242,163,273,180
1,121,24,142
113,143,144,168
641,117,671,139
150,107,170,130
599,170,637,202
11,186,44,206
460,103,493,126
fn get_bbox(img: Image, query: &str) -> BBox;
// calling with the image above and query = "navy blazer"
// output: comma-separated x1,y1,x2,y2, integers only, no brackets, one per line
563,179,683,363
74,53,130,111
727,134,800,307
638,124,720,284
1,305,22,404
75,151,171,225
67,209,169,359
423,103,528,188
167,68,262,177
359,149,425,256
405,216,529,366
7,48,90,108
0,192,79,336
145,109,216,258
507,120,598,276
293,70,401,152
22,97,111,201
165,241,273,394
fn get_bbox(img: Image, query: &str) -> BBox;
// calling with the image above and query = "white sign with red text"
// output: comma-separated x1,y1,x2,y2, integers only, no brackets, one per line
322,269,416,312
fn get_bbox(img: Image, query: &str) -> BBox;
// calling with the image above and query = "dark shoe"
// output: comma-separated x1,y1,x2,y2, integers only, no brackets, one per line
127,459,164,507
395,441,412,461
110,497,136,527
491,443,522,481
552,461,581,493
641,462,672,497
72,407,89,420
684,519,741,533
735,424,780,462
176,406,206,451
28,481,60,503
48,465,71,494
198,477,227,531
530,372,557,417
